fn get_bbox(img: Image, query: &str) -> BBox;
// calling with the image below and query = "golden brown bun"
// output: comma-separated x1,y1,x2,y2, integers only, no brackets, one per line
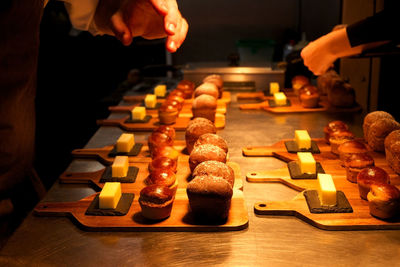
177,80,195,99
328,80,355,107
148,132,174,155
186,175,233,220
148,156,177,173
193,133,228,154
168,89,185,99
151,145,179,161
385,130,400,174
203,74,224,98
167,94,185,106
367,118,400,152
153,125,176,140
363,111,395,141
185,118,217,154
329,130,355,155
158,104,178,125
357,167,390,200
192,94,217,122
139,185,175,220
323,120,349,143
299,85,320,108
194,83,219,99
344,153,375,183
317,69,340,95
192,160,234,187
164,97,183,111
338,140,368,163
147,169,177,188
367,183,400,220
291,75,310,94
189,144,227,172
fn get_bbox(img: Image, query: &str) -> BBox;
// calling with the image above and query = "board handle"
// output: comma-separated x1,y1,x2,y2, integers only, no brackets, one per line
236,92,265,100
123,95,145,102
96,117,126,127
254,201,298,216
59,169,104,184
34,201,81,217
108,105,135,113
242,146,274,156
239,102,267,110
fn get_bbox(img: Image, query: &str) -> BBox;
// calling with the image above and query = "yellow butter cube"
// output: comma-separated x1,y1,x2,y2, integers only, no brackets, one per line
112,156,129,177
99,182,122,209
131,106,146,120
297,152,316,174
154,84,167,97
116,133,135,153
270,82,280,94
295,130,311,150
317,173,337,206
145,94,157,108
273,92,287,106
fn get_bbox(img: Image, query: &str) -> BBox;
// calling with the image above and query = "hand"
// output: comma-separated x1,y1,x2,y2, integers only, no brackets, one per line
300,38,337,76
95,0,188,52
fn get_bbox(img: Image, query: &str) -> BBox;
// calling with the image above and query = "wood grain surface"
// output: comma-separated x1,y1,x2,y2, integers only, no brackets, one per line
123,91,231,104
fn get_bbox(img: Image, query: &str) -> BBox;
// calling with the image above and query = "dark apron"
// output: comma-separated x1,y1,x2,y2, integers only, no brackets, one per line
0,0,44,200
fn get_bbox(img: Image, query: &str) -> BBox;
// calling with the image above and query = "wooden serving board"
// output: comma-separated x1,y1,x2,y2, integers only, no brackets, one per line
60,160,243,192
237,89,295,101
34,188,248,232
242,138,337,162
96,113,226,131
123,91,231,104
71,140,187,165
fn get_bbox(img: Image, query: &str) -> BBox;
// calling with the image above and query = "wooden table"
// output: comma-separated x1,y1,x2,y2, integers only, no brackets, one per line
1,87,400,266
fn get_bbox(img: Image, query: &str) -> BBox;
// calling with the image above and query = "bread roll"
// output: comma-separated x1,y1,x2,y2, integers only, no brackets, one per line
203,74,224,98
194,83,219,99
193,133,228,154
139,185,175,220
191,94,217,122
317,69,340,95
367,118,400,152
192,160,234,187
291,75,309,94
344,153,374,183
367,183,400,220
185,118,217,154
338,140,369,164
148,156,177,173
158,103,178,125
329,130,355,155
151,145,179,161
153,125,176,140
189,144,227,172
177,80,195,99
323,120,349,144
363,111,395,141
148,132,174,155
385,130,400,174
327,79,355,107
147,169,178,193
357,167,390,200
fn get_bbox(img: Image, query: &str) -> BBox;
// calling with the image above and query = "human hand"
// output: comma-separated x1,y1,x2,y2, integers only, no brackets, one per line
300,38,337,76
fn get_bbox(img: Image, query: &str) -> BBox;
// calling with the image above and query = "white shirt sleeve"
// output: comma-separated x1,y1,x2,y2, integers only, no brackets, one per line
61,0,104,35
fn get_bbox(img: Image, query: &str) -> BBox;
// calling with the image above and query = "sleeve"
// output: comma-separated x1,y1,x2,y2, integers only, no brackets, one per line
346,2,400,47
61,0,104,35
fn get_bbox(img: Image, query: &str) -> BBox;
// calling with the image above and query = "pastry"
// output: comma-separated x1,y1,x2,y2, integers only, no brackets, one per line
185,117,217,154
192,160,234,187
317,69,340,95
153,125,176,140
158,103,179,125
367,118,400,152
329,130,355,155
299,84,320,108
385,130,400,174
203,74,224,98
148,132,174,155
147,169,178,193
338,140,369,164
177,80,195,99
189,144,227,172
357,167,390,200
327,79,356,107
151,145,179,161
166,94,185,107
192,94,217,122
363,111,395,141
194,83,219,99
291,75,309,95
163,97,183,111
186,175,233,220
323,120,349,143
148,156,177,173
193,133,228,154
367,183,400,220
139,184,175,220
344,153,374,183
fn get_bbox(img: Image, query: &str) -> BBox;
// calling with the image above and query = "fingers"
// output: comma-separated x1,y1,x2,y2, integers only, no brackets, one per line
166,17,188,52
110,11,133,46
163,0,179,35
149,0,169,16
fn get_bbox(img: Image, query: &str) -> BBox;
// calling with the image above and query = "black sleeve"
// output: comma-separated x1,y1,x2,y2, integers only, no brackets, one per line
346,4,400,47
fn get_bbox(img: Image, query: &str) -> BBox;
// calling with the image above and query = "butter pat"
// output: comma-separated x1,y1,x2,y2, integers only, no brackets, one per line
317,173,337,206
145,94,157,108
99,182,122,209
116,133,135,153
270,82,280,94
295,130,311,150
131,106,146,120
297,152,316,174
112,156,129,177
273,92,287,106
154,84,167,97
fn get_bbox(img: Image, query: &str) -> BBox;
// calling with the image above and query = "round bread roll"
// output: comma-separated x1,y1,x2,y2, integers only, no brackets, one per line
151,145,179,161
385,130,400,174
185,118,217,154
344,153,375,183
177,80,195,99
164,97,183,111
186,175,233,220
367,118,400,152
192,160,234,187
367,183,400,220
158,103,179,125
329,130,355,155
291,75,310,94
327,79,356,107
203,74,224,98
168,89,185,99
148,156,177,173
147,169,178,193
148,132,174,155
153,125,176,140
299,85,320,108
317,69,340,95
139,184,175,220
357,167,390,200
192,94,217,122
323,120,349,144
338,140,369,164
167,94,185,106
194,83,219,99
193,133,228,154
363,111,395,141
189,144,227,172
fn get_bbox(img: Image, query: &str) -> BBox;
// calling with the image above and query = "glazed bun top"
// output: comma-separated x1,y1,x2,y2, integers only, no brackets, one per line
167,94,185,105
324,120,349,134
151,145,179,160
148,132,174,150
291,75,310,89
186,175,233,199
168,89,185,98
149,156,177,173
177,80,195,90
148,169,176,187
153,125,176,139
357,166,390,186
338,140,368,154
193,133,228,153
368,183,400,202
159,103,178,113
329,130,355,141
192,160,234,187
344,153,374,168
299,84,319,96
194,83,219,99
192,94,218,110
139,184,174,204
